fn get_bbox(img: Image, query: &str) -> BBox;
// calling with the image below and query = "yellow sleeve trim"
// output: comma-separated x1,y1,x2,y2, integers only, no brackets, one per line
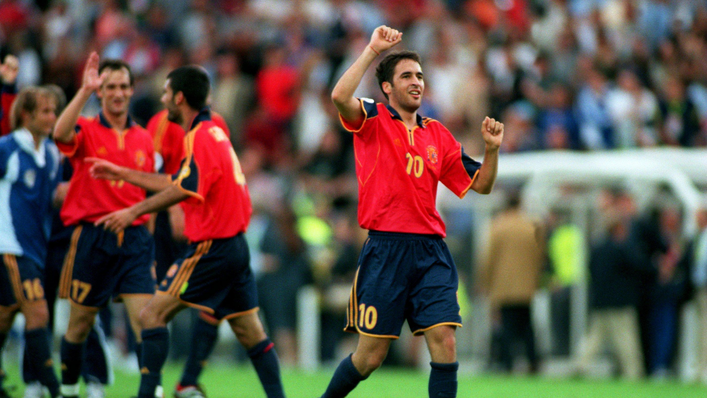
458,169,479,199
338,99,368,133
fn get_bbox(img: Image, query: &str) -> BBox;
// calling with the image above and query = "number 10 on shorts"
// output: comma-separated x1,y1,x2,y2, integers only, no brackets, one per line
358,303,378,330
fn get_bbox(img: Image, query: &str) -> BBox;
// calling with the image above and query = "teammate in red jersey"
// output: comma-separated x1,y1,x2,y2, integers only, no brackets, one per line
52,52,156,398
319,26,504,398
0,55,19,137
146,107,232,398
89,65,285,398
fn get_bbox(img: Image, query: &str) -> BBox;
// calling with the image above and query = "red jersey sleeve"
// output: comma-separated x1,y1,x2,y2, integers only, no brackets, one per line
1,83,17,136
172,126,222,204
439,134,481,199
339,98,379,136
55,117,89,158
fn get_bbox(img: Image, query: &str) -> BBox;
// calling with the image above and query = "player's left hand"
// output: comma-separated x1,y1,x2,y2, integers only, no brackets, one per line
95,208,136,234
86,157,125,180
0,54,19,85
481,116,504,151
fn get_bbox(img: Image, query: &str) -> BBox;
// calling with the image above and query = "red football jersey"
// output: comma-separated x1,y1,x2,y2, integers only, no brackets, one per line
172,110,251,242
147,109,231,175
340,100,481,237
56,113,155,226
1,83,17,136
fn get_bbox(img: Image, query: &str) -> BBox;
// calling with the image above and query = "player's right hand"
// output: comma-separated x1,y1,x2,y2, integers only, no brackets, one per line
0,54,19,85
85,157,125,180
82,52,107,92
370,26,403,55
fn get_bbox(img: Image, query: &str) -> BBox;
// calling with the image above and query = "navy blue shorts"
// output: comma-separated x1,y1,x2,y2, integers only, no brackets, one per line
0,254,46,308
344,231,462,338
157,234,258,320
58,224,155,308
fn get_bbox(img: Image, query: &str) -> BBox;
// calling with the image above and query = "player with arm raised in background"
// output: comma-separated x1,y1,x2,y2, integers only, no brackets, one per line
88,65,286,398
320,26,503,398
52,52,156,398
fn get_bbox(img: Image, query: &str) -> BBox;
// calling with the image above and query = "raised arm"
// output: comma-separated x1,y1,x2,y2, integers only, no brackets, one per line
331,26,402,125
86,157,172,193
471,117,504,195
54,52,105,143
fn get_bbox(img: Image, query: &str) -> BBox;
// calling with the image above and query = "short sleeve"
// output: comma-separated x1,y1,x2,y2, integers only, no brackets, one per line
172,130,221,204
440,144,481,199
55,120,87,159
339,98,379,135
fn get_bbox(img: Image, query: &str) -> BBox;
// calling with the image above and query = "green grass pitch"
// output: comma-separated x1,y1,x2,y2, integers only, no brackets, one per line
4,363,707,397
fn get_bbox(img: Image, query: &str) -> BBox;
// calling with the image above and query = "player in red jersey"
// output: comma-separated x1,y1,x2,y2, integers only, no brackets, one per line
52,52,156,398
319,26,504,398
0,55,19,137
146,108,232,398
88,65,285,398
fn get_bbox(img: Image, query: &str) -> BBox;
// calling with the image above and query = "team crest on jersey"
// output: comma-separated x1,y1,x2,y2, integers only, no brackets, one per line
23,169,36,188
97,146,108,155
426,145,438,164
134,150,146,167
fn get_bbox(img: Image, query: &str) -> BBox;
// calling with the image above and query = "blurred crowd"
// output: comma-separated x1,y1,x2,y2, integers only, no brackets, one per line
2,0,707,380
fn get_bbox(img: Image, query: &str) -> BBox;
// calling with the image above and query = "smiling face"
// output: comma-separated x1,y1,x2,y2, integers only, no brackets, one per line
97,67,133,117
384,59,424,113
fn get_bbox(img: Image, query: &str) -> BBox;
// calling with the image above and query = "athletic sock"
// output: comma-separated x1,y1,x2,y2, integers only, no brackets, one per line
25,328,60,398
428,362,458,398
247,338,285,398
136,342,143,369
82,327,109,384
138,327,169,398
179,315,219,387
320,354,367,398
60,337,85,397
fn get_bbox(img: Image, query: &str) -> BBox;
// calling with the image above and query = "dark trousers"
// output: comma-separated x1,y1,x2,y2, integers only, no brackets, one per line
499,304,538,372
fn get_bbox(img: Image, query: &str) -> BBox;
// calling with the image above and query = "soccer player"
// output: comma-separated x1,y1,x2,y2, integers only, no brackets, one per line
88,65,286,398
0,55,19,137
21,84,112,398
146,108,232,398
0,87,62,398
52,52,155,398
320,26,504,398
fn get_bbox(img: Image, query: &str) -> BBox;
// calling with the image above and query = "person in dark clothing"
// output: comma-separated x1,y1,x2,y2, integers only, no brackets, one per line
575,208,655,380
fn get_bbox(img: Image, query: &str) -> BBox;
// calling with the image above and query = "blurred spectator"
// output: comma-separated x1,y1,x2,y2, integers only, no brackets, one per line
479,192,545,374
606,68,659,147
257,204,313,367
690,207,707,383
546,209,585,357
575,190,653,380
648,205,691,378
658,74,701,147
576,67,614,149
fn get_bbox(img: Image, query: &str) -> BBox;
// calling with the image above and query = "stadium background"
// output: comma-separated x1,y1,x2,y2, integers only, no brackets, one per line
2,0,707,396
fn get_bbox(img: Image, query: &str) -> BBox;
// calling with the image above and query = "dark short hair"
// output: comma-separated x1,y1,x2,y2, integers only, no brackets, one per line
375,50,422,100
10,87,54,130
167,66,210,110
98,59,134,86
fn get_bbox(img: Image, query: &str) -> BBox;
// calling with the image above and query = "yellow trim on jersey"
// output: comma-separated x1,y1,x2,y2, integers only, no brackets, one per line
338,99,371,134
412,322,463,336
458,169,479,199
172,124,205,202
152,112,170,153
